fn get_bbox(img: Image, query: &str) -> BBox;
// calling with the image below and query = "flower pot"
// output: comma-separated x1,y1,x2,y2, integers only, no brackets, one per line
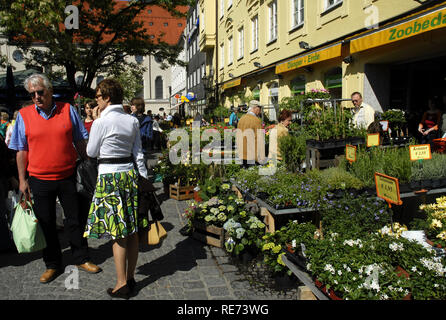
399,183,411,194
193,190,203,202
420,179,432,189
426,238,444,249
410,180,421,191
431,179,441,189
256,191,269,201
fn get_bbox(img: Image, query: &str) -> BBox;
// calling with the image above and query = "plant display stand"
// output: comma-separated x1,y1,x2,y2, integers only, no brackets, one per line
170,180,195,200
191,221,225,248
260,207,276,233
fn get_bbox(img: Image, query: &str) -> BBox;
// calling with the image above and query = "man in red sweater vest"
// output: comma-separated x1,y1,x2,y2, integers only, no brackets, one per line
9,73,101,284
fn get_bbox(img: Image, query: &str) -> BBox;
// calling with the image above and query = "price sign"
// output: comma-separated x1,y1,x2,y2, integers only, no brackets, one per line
409,144,432,161
367,133,380,147
224,118,230,124
345,144,357,163
375,172,402,205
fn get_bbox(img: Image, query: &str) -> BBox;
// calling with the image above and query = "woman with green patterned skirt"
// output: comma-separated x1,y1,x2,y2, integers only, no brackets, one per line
84,79,149,299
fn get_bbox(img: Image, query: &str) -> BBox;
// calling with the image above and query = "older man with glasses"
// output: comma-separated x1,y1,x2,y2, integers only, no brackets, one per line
8,73,101,284
351,92,375,130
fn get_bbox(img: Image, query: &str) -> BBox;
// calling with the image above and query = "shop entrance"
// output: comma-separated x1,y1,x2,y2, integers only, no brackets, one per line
389,55,446,136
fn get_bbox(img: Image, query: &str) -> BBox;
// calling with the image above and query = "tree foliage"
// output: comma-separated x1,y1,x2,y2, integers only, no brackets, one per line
0,0,192,95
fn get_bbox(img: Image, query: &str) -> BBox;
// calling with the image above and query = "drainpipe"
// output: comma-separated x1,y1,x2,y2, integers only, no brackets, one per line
215,0,219,108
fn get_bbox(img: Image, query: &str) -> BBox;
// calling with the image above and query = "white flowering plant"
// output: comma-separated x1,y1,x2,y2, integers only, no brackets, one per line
184,190,246,228
223,211,266,256
305,235,412,300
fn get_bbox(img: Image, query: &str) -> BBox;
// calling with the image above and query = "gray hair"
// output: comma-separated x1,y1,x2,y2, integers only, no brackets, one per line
24,73,53,92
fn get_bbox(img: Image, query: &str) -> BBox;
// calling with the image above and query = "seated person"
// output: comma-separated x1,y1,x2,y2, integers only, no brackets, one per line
418,97,442,145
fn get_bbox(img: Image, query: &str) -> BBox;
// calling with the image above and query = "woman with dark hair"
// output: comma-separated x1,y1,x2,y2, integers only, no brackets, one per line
268,109,292,160
418,97,442,146
84,78,149,299
83,100,97,134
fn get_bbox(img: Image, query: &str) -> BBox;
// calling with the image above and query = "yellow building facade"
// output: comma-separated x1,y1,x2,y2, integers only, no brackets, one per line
199,0,446,121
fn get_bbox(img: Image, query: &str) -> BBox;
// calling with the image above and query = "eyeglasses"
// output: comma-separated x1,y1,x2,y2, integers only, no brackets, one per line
29,90,45,98
352,99,359,103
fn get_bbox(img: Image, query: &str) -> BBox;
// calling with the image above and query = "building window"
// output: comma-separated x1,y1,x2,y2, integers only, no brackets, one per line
292,0,304,28
324,67,342,99
238,27,244,59
291,75,306,95
178,23,183,27
149,22,153,26
220,43,224,69
155,76,163,99
220,0,225,18
147,9,152,14
251,15,258,52
228,36,233,65
326,0,342,10
164,22,168,27
269,1,277,42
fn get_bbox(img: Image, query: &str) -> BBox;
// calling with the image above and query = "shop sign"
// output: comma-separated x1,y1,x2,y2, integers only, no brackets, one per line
345,145,357,163
409,144,432,161
222,78,242,90
351,6,446,54
375,173,402,205
275,43,342,74
367,133,380,147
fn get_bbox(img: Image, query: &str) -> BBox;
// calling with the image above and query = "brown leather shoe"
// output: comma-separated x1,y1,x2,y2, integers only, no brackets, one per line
76,262,102,274
40,269,60,284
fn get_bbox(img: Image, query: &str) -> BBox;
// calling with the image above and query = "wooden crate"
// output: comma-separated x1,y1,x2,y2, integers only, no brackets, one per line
191,221,225,248
260,207,275,233
170,180,195,200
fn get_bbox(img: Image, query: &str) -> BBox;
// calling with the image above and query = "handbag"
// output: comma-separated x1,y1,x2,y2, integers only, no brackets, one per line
147,221,167,245
76,158,98,199
10,196,47,253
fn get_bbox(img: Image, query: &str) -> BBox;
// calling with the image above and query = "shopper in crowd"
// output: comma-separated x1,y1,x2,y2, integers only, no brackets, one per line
152,115,163,151
236,100,266,168
84,78,148,299
0,137,17,253
351,92,375,129
229,106,239,127
0,112,10,139
268,109,292,161
418,97,442,145
83,100,97,134
123,104,132,115
131,97,153,154
5,110,19,146
8,73,100,283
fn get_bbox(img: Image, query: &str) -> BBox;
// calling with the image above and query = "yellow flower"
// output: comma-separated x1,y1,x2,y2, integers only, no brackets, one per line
430,219,443,229
272,245,282,254
277,253,285,266
437,231,446,241
262,242,275,251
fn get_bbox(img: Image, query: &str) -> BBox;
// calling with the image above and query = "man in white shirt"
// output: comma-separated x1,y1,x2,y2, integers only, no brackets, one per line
351,92,375,130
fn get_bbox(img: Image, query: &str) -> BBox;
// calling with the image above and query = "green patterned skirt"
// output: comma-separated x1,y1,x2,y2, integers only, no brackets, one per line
83,169,148,240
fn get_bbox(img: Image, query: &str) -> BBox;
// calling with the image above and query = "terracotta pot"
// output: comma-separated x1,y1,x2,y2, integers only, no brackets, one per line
426,238,443,249
193,190,203,202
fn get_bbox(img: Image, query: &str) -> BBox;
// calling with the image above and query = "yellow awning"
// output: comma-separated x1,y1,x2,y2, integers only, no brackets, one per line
222,78,241,90
350,4,446,54
275,43,342,74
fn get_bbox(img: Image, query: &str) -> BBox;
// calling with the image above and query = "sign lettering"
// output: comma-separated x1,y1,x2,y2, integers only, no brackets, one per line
409,144,432,161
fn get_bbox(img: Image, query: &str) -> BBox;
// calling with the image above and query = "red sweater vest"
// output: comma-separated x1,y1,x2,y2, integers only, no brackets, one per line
20,102,78,180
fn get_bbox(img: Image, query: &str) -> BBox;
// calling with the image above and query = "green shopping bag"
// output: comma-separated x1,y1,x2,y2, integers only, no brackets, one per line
10,197,47,253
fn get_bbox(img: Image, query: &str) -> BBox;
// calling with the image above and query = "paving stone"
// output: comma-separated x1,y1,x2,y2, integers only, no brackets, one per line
219,264,239,273
183,280,205,289
208,286,230,297
203,276,227,286
185,290,209,300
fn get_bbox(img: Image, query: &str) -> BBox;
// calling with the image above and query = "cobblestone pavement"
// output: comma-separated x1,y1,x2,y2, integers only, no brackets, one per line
0,152,300,300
